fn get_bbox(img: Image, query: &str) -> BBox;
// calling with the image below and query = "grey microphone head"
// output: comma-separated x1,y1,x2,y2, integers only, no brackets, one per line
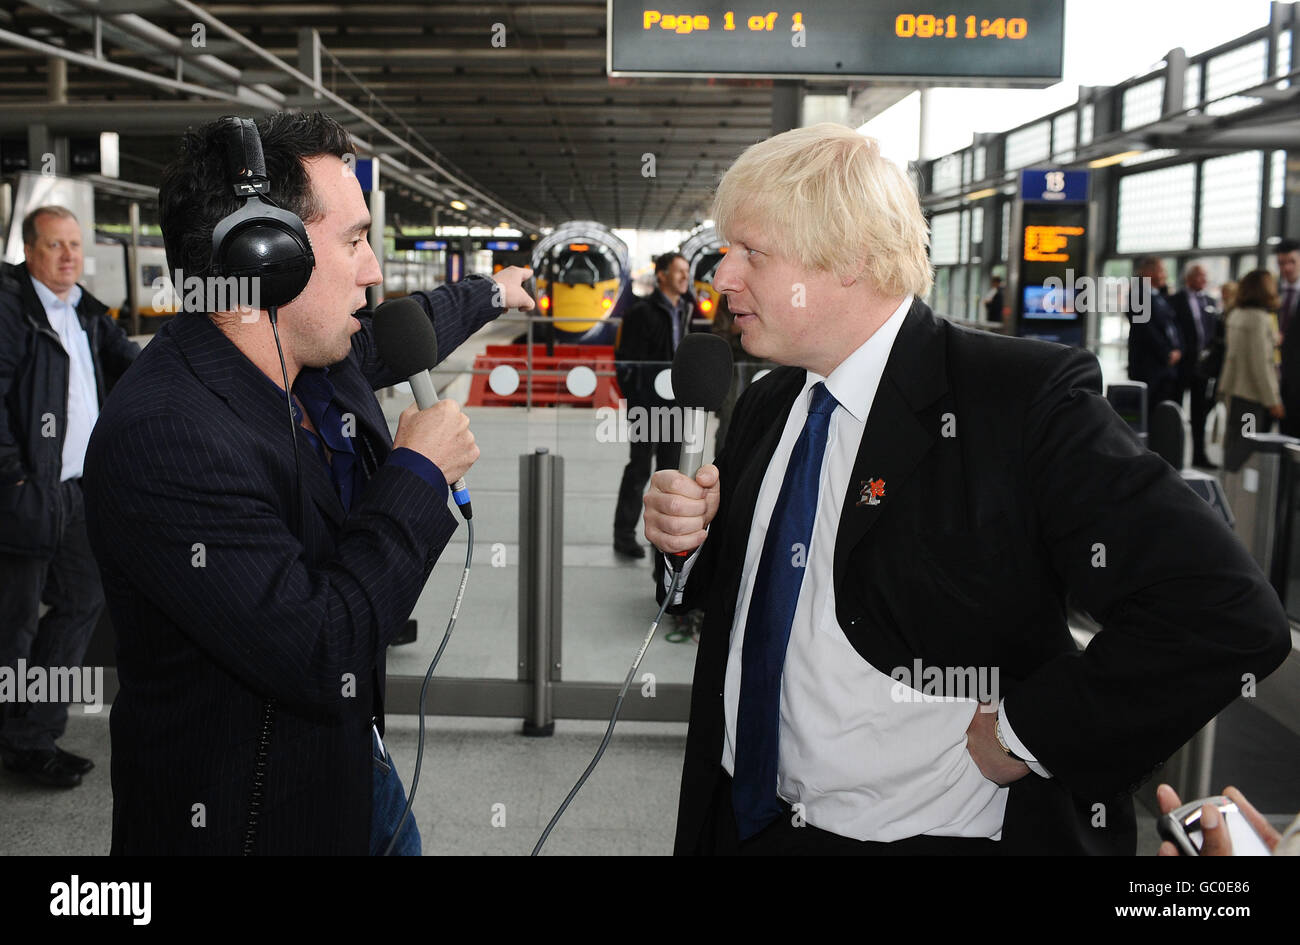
373,297,439,377
671,333,733,410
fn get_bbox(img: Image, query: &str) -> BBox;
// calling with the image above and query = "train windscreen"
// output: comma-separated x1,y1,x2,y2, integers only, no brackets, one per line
695,251,725,284
554,247,616,286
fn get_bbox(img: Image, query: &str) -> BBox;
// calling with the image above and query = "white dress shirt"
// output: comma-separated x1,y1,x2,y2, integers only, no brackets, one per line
669,295,1046,842
32,277,99,481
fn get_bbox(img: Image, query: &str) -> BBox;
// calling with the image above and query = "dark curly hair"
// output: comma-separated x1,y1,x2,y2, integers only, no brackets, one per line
159,111,354,282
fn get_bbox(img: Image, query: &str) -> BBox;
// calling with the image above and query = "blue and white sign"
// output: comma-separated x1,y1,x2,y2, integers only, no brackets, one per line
1020,168,1089,203
353,158,376,193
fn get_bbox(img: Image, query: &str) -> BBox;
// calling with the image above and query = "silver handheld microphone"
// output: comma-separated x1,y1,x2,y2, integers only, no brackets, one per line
372,297,473,519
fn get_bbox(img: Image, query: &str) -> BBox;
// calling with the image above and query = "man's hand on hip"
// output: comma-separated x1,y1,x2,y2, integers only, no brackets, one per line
644,464,719,555
966,703,1030,787
393,400,479,486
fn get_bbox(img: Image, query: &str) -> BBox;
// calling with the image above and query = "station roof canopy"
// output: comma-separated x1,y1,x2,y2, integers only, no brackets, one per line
0,0,912,231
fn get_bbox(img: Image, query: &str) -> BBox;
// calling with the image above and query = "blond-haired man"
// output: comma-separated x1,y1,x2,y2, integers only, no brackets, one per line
645,124,1288,855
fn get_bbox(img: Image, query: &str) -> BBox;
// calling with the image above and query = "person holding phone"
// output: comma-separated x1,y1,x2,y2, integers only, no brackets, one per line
1156,784,1299,856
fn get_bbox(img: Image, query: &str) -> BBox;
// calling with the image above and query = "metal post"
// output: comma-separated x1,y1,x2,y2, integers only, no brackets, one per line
367,187,384,310
771,80,803,135
1188,719,1217,800
48,56,67,104
297,27,321,100
27,122,50,173
526,308,534,411
918,88,931,161
519,448,563,735
127,201,141,336
1161,47,1186,120
0,182,11,244
1161,719,1217,803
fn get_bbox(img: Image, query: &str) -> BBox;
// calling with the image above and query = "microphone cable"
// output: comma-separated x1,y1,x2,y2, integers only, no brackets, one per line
531,564,685,856
384,517,473,856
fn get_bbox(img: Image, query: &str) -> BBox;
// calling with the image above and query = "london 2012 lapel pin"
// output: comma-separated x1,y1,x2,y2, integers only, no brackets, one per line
857,478,885,507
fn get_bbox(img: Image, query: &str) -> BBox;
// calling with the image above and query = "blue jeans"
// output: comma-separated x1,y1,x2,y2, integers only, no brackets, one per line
370,727,421,856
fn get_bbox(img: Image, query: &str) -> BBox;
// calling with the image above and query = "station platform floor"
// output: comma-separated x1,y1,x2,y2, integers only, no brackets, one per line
2,333,1296,855
0,709,1178,856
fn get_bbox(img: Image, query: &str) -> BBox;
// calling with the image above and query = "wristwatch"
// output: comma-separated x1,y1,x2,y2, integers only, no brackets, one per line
994,715,1027,764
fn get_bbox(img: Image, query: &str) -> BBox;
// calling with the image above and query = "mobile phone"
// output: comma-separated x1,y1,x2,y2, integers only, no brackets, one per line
1157,796,1273,856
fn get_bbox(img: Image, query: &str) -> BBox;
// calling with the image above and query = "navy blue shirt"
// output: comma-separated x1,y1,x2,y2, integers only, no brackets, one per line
262,366,446,511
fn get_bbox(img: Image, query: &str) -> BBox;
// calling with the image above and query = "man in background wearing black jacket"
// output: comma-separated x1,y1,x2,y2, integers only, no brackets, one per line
612,251,695,559
1170,262,1221,467
1127,256,1183,407
0,206,138,788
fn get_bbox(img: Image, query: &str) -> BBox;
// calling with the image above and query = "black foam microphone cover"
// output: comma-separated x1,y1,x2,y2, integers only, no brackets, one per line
373,297,439,377
671,333,733,409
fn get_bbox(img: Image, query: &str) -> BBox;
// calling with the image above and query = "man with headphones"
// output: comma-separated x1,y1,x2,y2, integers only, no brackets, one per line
81,112,533,855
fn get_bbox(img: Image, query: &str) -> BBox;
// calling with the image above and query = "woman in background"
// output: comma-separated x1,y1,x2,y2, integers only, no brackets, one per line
1218,269,1282,470
1220,280,1238,315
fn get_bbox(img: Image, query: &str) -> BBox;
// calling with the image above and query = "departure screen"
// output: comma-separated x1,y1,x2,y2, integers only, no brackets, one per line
608,0,1064,84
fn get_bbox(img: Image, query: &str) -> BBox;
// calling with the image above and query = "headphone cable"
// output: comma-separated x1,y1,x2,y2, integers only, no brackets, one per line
269,305,305,540
242,304,296,857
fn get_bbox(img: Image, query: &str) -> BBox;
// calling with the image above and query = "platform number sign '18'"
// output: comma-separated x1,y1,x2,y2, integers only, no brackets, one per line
1045,171,1066,194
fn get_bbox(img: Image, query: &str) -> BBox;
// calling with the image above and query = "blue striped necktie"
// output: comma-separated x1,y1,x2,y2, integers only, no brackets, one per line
732,381,839,840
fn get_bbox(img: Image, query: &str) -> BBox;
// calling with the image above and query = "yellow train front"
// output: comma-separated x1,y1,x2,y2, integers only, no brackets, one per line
682,225,726,325
531,224,632,347
691,247,727,323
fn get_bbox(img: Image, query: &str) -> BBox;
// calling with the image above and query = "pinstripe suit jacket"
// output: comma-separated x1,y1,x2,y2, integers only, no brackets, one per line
83,277,500,855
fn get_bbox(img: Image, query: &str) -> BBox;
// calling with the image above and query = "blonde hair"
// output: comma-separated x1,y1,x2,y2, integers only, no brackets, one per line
711,123,932,298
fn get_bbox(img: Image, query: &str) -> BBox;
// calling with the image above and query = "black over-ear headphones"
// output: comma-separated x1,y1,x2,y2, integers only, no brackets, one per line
210,116,315,311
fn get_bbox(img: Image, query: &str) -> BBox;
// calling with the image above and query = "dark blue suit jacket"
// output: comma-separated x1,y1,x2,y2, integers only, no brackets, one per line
1170,288,1222,383
83,278,500,854
1126,289,1181,396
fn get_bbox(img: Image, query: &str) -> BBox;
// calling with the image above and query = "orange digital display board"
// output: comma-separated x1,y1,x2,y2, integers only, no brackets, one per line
1023,225,1085,263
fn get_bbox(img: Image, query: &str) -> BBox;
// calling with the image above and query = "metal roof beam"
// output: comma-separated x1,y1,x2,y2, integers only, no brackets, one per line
159,0,540,231
0,25,281,109
20,0,282,100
